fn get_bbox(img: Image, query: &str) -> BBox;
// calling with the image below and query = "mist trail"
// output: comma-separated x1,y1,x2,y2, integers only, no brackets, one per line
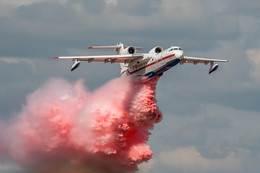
0,77,162,173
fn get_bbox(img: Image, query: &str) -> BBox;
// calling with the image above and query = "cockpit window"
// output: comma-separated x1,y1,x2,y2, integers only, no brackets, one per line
169,47,182,51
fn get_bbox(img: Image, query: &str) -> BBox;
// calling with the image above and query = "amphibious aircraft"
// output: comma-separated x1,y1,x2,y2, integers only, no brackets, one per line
53,43,228,78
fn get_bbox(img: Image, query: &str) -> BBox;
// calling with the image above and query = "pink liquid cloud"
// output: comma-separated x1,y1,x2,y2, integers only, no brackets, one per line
0,77,162,173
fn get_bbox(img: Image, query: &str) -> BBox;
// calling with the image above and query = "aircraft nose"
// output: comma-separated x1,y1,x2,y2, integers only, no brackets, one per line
175,51,184,59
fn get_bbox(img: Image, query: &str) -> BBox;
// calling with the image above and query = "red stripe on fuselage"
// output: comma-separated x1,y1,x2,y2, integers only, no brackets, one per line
128,54,175,75
121,70,127,75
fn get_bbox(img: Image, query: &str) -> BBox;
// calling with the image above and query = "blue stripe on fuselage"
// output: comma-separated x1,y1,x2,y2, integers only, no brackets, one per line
128,54,175,75
144,58,180,77
153,58,180,76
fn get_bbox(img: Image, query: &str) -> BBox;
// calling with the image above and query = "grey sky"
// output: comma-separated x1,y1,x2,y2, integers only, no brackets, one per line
0,0,260,172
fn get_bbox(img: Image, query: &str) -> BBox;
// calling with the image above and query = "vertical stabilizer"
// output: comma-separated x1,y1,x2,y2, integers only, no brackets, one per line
88,43,142,76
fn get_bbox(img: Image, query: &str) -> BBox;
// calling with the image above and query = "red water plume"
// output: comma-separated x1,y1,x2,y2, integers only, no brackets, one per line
0,77,162,173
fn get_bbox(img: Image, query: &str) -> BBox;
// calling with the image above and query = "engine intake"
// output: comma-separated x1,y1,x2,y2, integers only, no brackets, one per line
120,46,136,54
128,47,136,54
149,46,163,54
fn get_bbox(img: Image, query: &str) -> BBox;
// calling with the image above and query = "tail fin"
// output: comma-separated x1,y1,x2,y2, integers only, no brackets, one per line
88,43,141,75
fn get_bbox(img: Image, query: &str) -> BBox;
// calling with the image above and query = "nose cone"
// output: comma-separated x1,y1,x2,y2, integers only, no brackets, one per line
175,51,184,59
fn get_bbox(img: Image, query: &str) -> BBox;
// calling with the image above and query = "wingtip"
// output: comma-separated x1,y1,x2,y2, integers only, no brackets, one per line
53,57,59,59
88,46,93,49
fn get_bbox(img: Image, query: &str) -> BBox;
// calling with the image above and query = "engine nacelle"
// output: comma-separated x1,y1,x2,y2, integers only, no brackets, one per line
120,46,136,55
148,46,163,54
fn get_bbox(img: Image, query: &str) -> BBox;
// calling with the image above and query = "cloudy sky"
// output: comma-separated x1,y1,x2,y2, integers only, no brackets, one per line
0,0,260,172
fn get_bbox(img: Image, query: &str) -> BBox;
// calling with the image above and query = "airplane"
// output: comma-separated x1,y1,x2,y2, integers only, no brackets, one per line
53,43,228,79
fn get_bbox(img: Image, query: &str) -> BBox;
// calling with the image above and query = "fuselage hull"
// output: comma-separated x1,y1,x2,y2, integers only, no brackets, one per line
121,52,180,78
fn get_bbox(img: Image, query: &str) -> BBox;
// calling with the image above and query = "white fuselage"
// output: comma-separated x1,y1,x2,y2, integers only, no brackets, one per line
120,47,184,78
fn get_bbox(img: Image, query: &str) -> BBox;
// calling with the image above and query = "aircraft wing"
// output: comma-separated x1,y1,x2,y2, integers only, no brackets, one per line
180,56,228,74
53,54,144,63
180,56,228,64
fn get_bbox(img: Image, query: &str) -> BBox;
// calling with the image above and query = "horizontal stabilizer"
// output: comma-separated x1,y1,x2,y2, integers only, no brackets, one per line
88,46,121,49
88,45,143,50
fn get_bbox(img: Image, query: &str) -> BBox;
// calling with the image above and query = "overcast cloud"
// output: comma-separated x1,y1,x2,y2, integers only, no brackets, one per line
0,0,260,172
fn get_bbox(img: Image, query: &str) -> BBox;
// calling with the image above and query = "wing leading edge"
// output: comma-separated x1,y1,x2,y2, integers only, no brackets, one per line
180,56,228,64
180,56,228,74
53,54,144,64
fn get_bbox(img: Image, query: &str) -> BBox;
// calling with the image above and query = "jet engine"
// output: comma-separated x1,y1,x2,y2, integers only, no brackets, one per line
148,46,163,54
120,46,136,54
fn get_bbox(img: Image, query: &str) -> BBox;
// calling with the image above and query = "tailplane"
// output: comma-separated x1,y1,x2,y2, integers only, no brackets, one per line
88,43,143,55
